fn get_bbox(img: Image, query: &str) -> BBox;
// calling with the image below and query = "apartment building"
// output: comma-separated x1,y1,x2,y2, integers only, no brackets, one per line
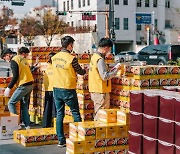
58,0,180,52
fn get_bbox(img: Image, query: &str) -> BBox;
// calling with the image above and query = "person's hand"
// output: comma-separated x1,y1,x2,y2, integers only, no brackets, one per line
34,56,40,67
110,63,121,72
4,87,11,97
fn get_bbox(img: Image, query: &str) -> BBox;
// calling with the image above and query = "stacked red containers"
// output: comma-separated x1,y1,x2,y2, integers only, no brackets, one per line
175,97,180,154
158,93,175,154
129,89,179,154
129,90,143,154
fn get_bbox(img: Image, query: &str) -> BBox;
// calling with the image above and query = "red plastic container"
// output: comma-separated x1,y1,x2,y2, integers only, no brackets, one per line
144,92,159,116
158,117,174,144
143,135,157,154
130,111,143,134
130,90,143,113
175,97,180,123
129,131,142,154
176,145,180,154
143,114,158,139
175,122,180,146
158,140,174,154
160,94,175,121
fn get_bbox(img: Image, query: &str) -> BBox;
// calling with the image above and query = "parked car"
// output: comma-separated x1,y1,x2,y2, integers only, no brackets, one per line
137,44,180,65
114,51,137,62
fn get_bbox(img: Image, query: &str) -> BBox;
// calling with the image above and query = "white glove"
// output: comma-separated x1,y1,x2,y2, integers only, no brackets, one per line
4,87,11,97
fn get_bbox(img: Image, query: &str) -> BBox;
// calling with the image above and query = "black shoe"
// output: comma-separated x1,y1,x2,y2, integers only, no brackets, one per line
57,141,66,148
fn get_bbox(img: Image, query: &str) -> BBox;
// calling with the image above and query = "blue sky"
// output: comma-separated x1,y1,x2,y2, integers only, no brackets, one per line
1,0,41,17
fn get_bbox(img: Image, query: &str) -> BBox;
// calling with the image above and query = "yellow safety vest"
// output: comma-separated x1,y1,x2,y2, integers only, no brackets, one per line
44,63,54,91
12,55,34,87
52,51,76,89
89,53,111,93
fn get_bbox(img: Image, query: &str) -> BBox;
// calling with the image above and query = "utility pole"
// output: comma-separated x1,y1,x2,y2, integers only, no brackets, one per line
109,0,116,54
105,7,109,38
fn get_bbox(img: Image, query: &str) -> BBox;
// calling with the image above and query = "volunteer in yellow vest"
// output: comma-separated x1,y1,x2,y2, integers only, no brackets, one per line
42,52,56,128
1,47,38,130
52,36,86,147
89,38,120,120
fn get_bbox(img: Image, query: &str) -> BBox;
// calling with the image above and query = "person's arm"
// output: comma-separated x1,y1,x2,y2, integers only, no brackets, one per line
97,58,118,81
72,57,86,75
8,60,19,89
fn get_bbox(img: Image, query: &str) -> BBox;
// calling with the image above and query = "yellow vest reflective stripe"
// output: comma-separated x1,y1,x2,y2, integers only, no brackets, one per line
12,55,34,87
44,63,54,91
88,53,111,93
52,52,76,89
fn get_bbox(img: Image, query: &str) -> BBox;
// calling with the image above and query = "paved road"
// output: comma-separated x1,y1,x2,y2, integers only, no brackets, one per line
0,140,66,154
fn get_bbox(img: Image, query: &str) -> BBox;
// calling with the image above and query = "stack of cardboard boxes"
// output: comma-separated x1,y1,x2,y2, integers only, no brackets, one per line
110,65,180,110
66,109,129,154
0,77,19,139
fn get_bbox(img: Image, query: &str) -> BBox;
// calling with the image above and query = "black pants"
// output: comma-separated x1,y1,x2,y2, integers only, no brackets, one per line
42,91,56,128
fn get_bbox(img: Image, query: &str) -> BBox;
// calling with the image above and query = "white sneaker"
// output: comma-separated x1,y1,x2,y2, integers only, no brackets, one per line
18,125,22,130
25,126,30,130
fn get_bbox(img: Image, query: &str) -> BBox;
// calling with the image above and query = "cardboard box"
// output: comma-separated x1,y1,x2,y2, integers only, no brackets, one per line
96,124,106,139
95,139,106,151
66,138,85,154
117,110,129,125
85,140,95,152
105,138,116,150
106,124,118,138
132,66,154,75
98,109,117,123
116,124,127,138
78,123,96,140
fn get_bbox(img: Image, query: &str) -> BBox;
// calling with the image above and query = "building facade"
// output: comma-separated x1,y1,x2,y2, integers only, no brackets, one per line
57,0,180,52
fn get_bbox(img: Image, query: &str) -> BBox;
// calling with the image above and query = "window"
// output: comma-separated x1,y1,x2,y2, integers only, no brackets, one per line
83,0,85,6
165,0,170,8
71,0,73,9
63,1,66,11
67,0,69,11
115,18,120,30
137,25,141,31
71,21,74,27
78,0,81,8
165,20,171,28
137,0,141,7
105,0,109,4
115,0,119,5
155,19,158,28
123,18,128,30
145,0,149,7
153,0,157,7
123,0,128,5
87,0,90,6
